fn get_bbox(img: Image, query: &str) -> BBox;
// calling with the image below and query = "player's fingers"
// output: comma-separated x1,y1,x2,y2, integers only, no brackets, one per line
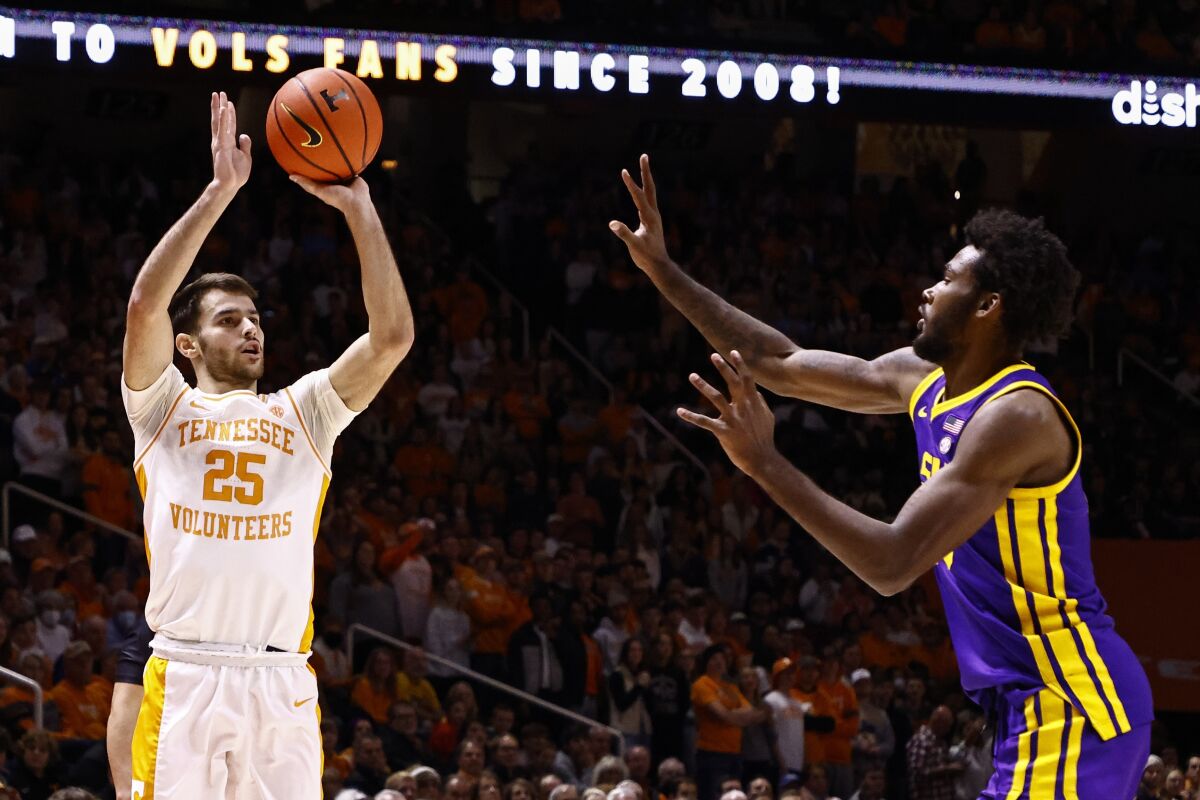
238,134,252,155
710,352,743,399
640,153,657,208
676,407,723,434
608,220,636,245
289,174,320,194
621,168,646,212
729,350,756,395
229,99,239,138
689,373,730,414
210,92,219,138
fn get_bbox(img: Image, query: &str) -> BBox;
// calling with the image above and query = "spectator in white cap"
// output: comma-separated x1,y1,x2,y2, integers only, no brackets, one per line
10,524,39,570
853,671,894,785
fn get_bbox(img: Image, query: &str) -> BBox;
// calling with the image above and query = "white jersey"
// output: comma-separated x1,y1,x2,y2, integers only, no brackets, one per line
122,364,358,652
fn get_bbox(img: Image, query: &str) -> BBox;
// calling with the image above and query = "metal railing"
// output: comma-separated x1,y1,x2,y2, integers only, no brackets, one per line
2,481,141,550
345,623,625,754
1116,348,1200,408
0,665,44,730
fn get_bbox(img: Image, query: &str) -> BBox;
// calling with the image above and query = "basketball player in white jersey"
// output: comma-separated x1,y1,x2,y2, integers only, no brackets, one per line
117,91,413,799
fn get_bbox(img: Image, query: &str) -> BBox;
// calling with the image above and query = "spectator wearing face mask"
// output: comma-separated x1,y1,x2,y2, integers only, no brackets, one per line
34,590,70,664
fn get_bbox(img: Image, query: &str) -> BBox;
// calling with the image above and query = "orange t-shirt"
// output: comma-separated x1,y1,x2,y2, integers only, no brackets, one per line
462,573,517,655
817,679,859,764
911,640,959,682
858,632,910,670
691,675,748,754
350,677,397,725
51,678,111,740
82,453,135,530
597,403,634,444
790,685,835,765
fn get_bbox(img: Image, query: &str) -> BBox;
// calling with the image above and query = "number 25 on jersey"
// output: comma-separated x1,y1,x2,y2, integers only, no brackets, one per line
203,449,266,505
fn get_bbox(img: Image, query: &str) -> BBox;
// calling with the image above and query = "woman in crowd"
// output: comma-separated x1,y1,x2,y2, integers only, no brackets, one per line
608,638,653,751
351,647,401,726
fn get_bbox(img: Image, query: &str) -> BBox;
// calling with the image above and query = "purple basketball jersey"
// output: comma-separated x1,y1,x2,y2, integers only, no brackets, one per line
909,363,1152,740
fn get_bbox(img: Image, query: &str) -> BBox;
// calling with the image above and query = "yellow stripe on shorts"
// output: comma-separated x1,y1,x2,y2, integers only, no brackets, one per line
131,656,169,800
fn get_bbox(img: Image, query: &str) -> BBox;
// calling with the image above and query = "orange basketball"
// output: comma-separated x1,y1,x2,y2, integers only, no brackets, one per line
265,67,383,182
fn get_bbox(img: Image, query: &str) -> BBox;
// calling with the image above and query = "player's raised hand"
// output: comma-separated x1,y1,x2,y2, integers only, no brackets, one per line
289,175,371,215
677,350,778,476
609,153,671,274
210,91,252,194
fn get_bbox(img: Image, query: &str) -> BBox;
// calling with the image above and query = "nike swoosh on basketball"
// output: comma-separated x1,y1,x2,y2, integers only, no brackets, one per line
279,101,323,148
294,697,315,708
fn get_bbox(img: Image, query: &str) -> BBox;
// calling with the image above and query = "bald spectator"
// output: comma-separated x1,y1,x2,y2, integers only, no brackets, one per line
906,706,960,800
550,785,580,800
443,775,474,800
624,746,652,797
539,773,563,800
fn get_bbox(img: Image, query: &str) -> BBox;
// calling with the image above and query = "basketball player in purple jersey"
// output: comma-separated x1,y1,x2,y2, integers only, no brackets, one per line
610,155,1151,799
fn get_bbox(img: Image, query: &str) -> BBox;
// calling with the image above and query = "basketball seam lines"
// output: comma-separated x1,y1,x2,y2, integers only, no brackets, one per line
330,70,369,170
294,74,357,178
272,100,341,181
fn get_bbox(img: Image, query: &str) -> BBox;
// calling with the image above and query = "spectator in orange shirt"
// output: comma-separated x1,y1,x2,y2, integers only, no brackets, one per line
435,268,489,345
857,610,910,670
597,387,636,445
394,425,457,500
351,647,401,725
910,622,958,684
80,429,134,530
321,718,353,779
788,656,836,780
974,4,1013,49
558,399,601,465
57,558,104,623
556,473,605,549
502,377,551,442
0,651,62,733
462,547,519,679
691,645,766,800
816,652,860,799
50,640,109,740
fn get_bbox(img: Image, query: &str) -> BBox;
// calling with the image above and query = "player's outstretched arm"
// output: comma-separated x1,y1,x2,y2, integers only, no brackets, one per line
124,91,251,390
292,176,414,410
609,154,934,414
678,351,1065,595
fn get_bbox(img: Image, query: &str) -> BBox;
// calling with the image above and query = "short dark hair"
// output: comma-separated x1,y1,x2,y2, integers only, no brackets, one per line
964,210,1080,350
168,272,258,336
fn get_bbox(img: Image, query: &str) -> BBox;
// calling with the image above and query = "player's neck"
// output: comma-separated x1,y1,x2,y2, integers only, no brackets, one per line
195,372,258,396
940,344,1023,399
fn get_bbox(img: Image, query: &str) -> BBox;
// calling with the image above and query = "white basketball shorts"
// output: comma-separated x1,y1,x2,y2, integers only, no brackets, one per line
131,637,322,800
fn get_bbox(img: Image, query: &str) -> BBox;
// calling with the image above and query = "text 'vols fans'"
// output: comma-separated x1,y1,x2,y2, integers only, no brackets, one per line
265,67,383,182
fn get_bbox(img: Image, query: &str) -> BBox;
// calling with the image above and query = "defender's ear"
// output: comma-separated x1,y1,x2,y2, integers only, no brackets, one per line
176,332,199,359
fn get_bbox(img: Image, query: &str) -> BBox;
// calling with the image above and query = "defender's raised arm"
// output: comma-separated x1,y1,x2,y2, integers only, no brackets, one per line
609,154,933,414
123,92,251,390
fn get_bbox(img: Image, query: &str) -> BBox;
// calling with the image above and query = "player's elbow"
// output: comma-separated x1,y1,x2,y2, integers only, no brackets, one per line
372,326,415,359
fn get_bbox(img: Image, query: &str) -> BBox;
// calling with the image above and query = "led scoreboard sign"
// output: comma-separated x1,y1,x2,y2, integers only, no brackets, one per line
1,7,1197,127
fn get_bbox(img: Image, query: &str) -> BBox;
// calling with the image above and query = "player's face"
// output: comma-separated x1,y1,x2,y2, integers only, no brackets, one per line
913,246,985,364
193,289,265,386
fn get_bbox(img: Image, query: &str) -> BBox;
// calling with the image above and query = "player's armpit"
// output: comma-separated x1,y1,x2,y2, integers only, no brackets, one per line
885,389,1069,593
772,346,936,414
329,332,413,412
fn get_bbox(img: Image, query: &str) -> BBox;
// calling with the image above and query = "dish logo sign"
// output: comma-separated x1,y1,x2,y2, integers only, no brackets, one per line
1112,80,1200,127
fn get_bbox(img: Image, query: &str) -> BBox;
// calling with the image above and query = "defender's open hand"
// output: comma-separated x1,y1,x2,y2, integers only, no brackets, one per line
678,350,778,476
609,153,671,274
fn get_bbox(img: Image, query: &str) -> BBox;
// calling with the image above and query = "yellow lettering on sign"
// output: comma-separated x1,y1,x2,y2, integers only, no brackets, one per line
151,27,179,67
324,36,345,69
231,31,253,72
188,29,217,69
434,44,458,83
265,34,289,73
395,41,421,80
356,39,383,79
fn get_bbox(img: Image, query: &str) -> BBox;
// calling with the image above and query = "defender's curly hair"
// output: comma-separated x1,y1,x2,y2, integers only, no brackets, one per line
964,209,1081,350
